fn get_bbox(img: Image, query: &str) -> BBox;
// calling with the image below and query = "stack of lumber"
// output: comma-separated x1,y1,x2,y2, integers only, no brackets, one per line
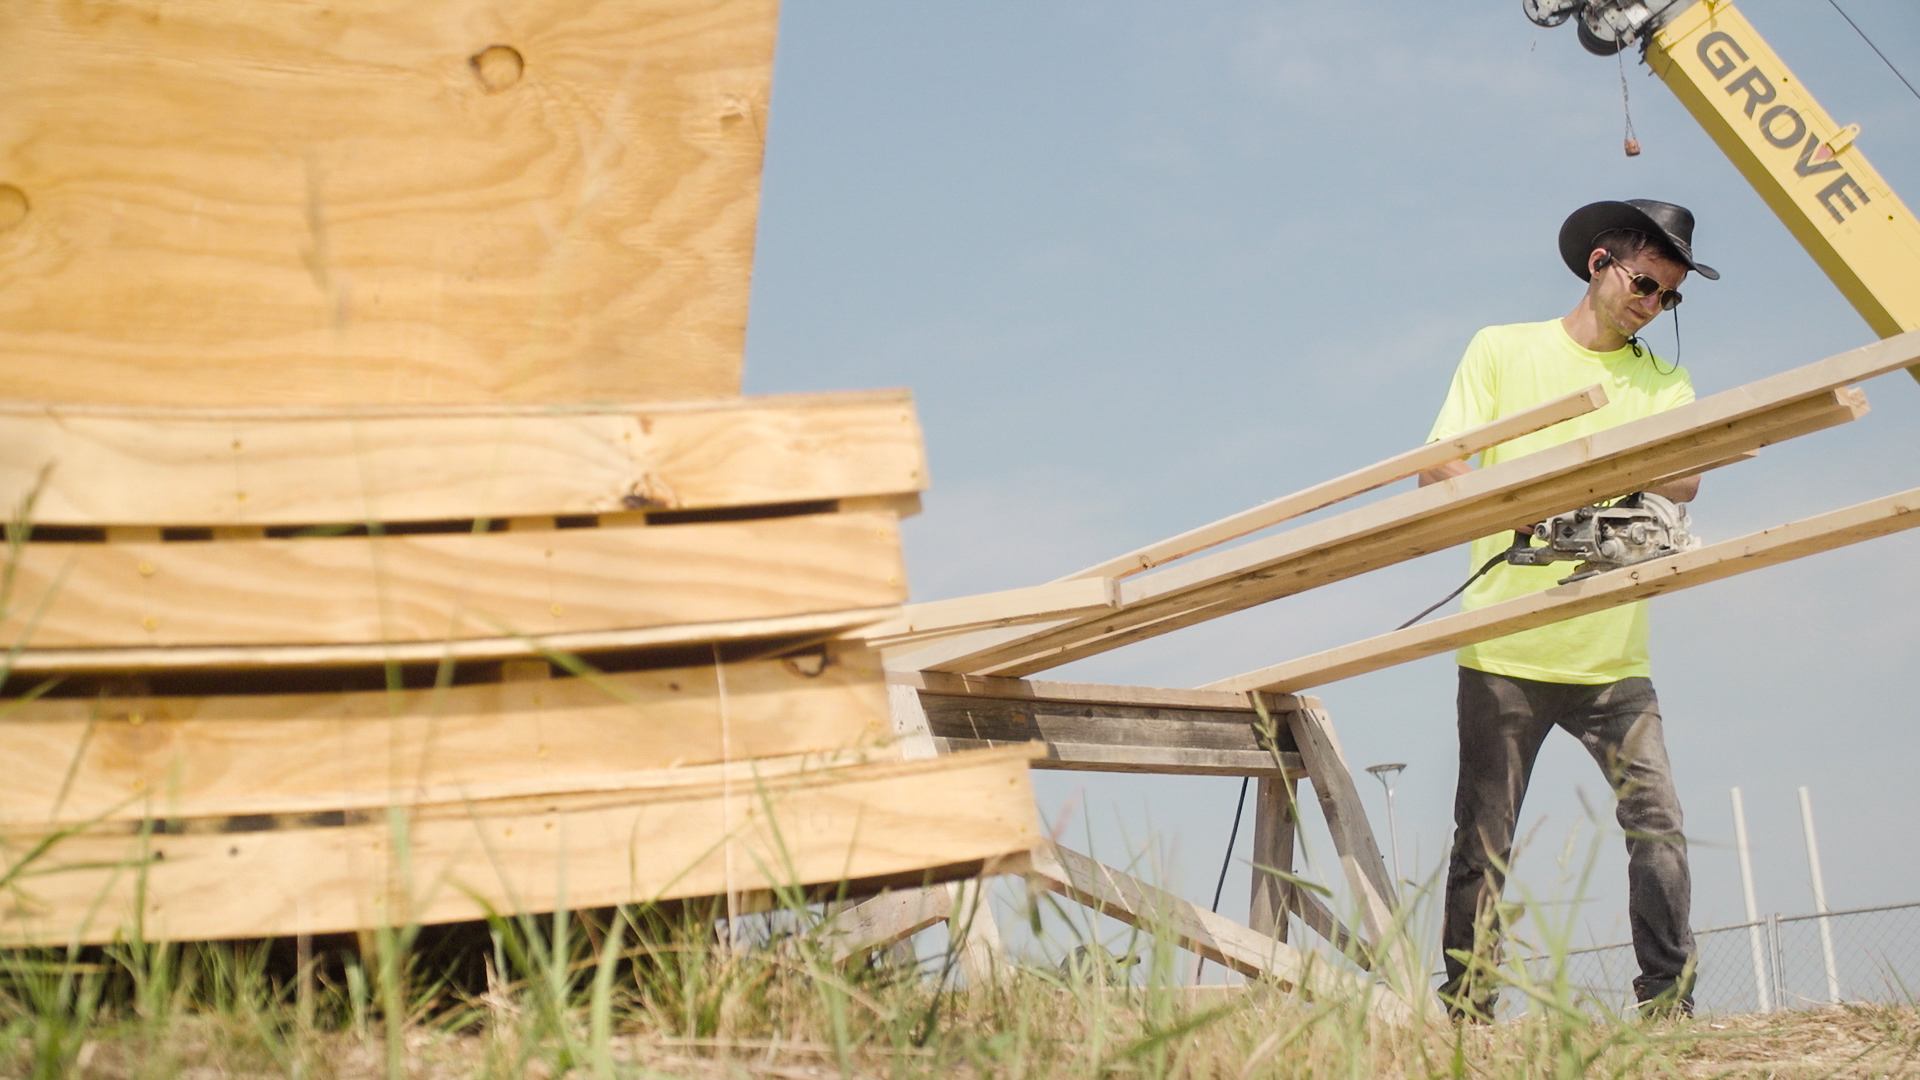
0,394,1041,946
0,1,1042,946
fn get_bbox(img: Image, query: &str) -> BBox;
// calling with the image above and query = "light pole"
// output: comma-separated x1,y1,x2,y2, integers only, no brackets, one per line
1365,763,1407,896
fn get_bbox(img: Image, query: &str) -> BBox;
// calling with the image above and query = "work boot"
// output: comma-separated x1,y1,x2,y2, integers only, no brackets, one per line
1438,975,1497,1025
1632,974,1695,1021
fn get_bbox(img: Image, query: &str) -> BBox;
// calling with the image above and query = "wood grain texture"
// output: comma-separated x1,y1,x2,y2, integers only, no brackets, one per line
1028,841,1408,1022
1248,776,1296,942
0,746,1044,945
920,693,1304,778
1,510,904,649
857,577,1117,647
1286,703,1395,945
0,0,777,406
0,652,893,825
913,331,1920,678
887,670,1298,714
1064,384,1608,581
923,384,1873,677
0,392,927,526
1205,484,1920,694
818,887,955,962
2,607,892,673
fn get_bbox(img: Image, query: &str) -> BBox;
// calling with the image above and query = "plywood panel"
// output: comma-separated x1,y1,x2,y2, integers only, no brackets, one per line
1,510,904,649
0,747,1044,945
0,652,893,825
0,0,779,406
0,392,926,526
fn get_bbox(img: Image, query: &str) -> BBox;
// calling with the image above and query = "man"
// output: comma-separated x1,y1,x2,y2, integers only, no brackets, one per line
1418,199,1716,1020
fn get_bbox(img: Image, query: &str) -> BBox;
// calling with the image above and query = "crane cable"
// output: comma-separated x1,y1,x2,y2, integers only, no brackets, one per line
1822,0,1920,105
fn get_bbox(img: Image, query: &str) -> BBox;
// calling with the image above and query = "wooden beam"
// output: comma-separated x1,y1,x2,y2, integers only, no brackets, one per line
888,671,1304,776
1206,484,1920,695
857,577,1118,647
1,510,903,651
1248,777,1297,942
0,0,781,406
1286,887,1371,971
885,681,942,761
0,391,926,527
0,746,1045,946
1065,384,1609,580
817,888,954,962
1027,842,1410,1023
947,878,1005,984
0,652,893,825
1286,702,1397,945
887,670,1299,713
921,379,1874,677
2,606,896,674
918,691,1304,778
1638,449,1760,489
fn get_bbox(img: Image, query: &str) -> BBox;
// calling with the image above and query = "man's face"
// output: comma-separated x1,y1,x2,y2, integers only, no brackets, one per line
1588,246,1688,342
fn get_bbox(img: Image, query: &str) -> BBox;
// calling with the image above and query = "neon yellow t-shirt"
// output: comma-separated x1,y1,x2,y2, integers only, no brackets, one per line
1426,319,1694,685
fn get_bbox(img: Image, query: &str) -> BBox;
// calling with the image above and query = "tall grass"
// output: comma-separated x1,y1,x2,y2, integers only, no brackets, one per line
1,854,1854,1080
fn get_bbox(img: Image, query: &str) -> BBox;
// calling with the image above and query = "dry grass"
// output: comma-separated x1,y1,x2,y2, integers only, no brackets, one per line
14,946,1920,1080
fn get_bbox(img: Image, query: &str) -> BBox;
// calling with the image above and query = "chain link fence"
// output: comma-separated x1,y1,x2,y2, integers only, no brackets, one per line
1539,900,1920,1015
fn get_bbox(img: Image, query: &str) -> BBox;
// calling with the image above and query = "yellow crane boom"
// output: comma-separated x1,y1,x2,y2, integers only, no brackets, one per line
1537,0,1920,383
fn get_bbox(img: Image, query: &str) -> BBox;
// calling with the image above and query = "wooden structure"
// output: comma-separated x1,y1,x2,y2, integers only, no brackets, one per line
831,331,1920,1014
0,3,1047,946
0,392,1050,946
0,0,777,406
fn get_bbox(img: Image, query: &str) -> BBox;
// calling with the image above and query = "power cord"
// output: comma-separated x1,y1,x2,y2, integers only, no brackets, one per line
1196,776,1252,981
1395,531,1532,631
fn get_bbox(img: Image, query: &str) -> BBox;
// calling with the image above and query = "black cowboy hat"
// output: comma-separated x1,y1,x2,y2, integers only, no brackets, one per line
1559,199,1719,282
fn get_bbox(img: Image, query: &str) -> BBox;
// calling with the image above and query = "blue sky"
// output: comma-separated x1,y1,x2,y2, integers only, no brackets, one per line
742,0,1920,958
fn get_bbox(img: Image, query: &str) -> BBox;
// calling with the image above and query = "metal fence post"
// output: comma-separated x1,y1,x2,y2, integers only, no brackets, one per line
1799,786,1843,1004
1731,787,1772,1012
1767,912,1785,1012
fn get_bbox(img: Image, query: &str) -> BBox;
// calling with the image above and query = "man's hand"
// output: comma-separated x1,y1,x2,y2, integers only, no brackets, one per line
1644,474,1700,504
1418,460,1538,532
1417,460,1473,487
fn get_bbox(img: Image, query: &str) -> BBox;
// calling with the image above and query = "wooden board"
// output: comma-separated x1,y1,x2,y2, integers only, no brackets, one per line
1286,703,1395,944
0,391,926,527
889,670,1298,713
1027,842,1409,1023
0,0,780,406
1,607,893,674
0,652,895,826
919,692,1304,778
0,746,1045,946
857,577,1117,648
1,510,904,650
919,329,1920,677
1205,485,1920,695
915,381,1876,677
1248,777,1296,943
1064,384,1608,580
818,887,956,962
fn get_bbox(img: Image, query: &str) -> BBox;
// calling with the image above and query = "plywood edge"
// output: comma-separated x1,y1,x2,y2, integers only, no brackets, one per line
0,388,917,422
0,745,1045,945
4,606,900,673
1,389,927,526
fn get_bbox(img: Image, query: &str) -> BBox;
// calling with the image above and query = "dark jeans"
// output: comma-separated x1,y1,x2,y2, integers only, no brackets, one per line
1440,668,1695,1004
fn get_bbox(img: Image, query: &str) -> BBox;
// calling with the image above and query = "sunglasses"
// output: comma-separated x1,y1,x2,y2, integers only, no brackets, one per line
1608,259,1684,311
